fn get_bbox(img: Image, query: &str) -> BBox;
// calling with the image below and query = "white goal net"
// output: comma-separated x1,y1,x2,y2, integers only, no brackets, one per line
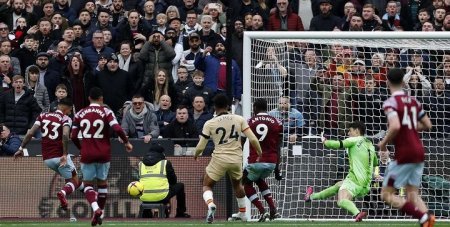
242,32,450,220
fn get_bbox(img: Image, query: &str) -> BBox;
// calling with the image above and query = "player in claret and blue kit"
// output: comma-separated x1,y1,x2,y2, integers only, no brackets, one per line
235,98,283,222
71,87,133,226
378,68,435,227
14,98,83,212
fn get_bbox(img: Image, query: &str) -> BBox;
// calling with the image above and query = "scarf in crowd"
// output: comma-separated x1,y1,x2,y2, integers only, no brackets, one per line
382,13,401,31
118,54,131,71
129,105,148,121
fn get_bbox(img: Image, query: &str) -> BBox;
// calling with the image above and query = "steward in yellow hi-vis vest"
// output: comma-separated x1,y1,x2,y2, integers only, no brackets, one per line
138,142,191,218
140,159,169,201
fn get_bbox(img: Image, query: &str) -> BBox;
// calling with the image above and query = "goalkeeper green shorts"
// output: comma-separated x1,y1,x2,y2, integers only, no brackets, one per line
339,179,370,198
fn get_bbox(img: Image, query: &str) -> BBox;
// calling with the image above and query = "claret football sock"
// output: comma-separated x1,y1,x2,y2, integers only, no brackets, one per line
244,184,265,213
257,181,275,210
401,202,425,220
62,181,75,195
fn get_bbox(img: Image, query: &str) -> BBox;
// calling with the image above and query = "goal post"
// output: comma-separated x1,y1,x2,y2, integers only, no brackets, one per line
242,31,450,221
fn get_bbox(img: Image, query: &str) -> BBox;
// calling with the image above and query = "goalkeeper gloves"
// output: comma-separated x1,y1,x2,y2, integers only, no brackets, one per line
274,168,283,181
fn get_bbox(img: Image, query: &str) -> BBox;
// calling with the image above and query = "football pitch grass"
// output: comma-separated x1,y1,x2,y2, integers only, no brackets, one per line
0,220,448,227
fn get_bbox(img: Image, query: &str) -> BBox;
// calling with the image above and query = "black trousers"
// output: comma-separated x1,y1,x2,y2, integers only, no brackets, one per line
160,182,186,214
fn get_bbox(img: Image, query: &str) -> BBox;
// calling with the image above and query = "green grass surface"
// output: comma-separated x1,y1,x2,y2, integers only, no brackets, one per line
0,220,449,227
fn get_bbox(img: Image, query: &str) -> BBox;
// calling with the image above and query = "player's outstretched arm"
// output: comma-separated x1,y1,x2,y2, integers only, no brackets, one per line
243,128,262,158
321,132,357,150
417,114,432,132
14,124,39,159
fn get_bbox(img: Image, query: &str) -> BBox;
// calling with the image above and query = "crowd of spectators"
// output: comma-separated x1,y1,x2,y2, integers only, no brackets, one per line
0,0,449,151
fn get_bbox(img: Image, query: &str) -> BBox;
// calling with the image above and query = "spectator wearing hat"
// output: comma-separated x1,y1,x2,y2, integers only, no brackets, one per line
91,53,133,114
267,0,304,31
139,30,176,86
139,142,190,218
24,65,50,112
81,30,115,70
167,18,183,43
0,75,42,136
115,9,152,52
348,59,367,89
35,51,60,102
194,39,242,102
309,0,342,31
180,32,204,75
165,26,184,82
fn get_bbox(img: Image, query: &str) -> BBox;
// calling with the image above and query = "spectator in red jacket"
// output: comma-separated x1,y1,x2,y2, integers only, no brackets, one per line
267,0,304,31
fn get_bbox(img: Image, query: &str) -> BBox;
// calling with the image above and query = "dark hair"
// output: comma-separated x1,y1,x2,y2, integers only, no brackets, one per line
213,93,229,109
387,68,404,85
176,105,188,111
132,93,144,99
89,87,103,100
349,121,366,135
78,8,90,16
253,98,267,113
97,8,111,16
58,97,73,107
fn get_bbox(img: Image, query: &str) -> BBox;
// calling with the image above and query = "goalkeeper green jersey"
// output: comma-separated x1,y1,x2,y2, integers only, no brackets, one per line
324,136,378,187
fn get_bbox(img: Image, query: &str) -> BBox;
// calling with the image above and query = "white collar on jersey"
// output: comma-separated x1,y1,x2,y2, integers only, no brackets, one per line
89,103,101,107
256,113,269,116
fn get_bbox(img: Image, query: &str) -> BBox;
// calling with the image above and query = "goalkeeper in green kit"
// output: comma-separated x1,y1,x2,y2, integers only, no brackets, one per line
304,121,378,222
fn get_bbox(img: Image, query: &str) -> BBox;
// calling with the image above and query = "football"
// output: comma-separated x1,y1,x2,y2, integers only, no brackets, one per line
127,181,144,197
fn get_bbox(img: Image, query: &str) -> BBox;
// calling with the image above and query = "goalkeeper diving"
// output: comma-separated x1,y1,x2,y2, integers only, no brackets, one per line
304,121,378,222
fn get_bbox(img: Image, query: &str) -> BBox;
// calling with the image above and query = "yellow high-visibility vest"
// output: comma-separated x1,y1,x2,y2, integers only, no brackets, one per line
139,160,169,202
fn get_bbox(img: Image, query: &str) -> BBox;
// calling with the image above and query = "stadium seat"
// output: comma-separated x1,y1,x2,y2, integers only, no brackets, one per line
138,203,169,218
